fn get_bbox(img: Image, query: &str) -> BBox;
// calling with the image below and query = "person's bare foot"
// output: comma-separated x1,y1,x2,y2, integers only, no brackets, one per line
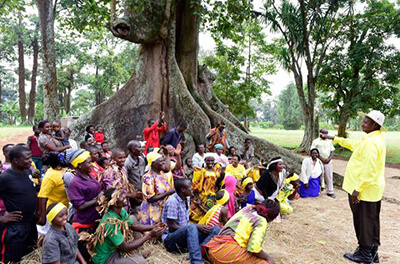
141,249,152,259
182,260,191,264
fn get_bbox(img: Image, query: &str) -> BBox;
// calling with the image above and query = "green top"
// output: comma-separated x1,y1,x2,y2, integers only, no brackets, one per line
93,208,133,264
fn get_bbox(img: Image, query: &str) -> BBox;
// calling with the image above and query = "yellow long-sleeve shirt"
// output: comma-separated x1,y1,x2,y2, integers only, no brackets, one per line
334,130,386,202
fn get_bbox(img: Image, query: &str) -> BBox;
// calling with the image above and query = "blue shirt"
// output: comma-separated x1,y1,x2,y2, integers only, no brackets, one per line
162,128,182,148
161,193,190,240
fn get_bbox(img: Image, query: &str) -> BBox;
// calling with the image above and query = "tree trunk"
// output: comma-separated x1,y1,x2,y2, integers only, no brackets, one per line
295,74,319,152
37,0,59,121
28,34,39,123
0,79,2,118
244,117,249,130
71,0,303,172
17,19,27,123
94,65,100,106
337,107,351,138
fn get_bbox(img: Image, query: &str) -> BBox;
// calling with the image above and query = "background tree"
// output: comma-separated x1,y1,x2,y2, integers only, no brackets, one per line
318,0,400,137
28,17,40,123
36,0,59,120
263,0,347,150
278,83,303,130
65,0,302,171
202,8,277,130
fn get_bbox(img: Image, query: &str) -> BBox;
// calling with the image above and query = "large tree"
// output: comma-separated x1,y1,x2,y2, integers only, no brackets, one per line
318,0,400,137
37,0,59,120
28,18,40,123
263,0,346,150
69,0,302,171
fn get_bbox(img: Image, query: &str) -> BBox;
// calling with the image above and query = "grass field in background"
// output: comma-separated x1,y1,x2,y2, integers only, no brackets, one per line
0,126,32,141
250,127,400,163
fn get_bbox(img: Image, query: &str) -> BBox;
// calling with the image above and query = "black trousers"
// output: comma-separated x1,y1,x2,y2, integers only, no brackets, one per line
348,194,381,249
0,222,37,263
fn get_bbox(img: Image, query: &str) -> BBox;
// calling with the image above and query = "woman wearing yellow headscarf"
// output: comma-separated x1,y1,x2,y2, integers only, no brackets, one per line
139,151,175,225
198,190,229,227
190,152,222,222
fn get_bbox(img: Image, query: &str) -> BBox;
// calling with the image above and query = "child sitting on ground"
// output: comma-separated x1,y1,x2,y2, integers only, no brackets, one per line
52,121,69,146
238,177,256,208
42,202,86,264
198,190,229,228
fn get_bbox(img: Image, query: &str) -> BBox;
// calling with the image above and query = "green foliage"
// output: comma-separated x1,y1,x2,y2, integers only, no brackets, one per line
318,0,400,128
278,84,303,130
258,121,274,129
202,3,277,118
58,0,112,37
319,122,335,131
273,124,284,130
0,100,20,125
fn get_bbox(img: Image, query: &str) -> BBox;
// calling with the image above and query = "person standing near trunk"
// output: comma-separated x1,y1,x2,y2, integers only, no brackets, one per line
311,128,335,198
322,110,386,264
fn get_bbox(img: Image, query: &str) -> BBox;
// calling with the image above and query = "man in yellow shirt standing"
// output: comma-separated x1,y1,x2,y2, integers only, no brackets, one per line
311,128,336,198
322,110,386,264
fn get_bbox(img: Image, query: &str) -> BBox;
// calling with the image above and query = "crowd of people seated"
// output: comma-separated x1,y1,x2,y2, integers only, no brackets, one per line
0,112,333,264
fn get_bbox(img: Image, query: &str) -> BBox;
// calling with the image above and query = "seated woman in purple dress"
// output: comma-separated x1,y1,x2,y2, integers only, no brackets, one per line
298,148,325,198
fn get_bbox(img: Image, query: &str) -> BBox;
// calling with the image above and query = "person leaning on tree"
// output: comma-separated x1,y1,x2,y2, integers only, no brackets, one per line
321,110,386,264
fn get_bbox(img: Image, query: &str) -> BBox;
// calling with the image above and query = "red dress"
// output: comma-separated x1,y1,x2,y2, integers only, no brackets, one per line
94,132,105,143
28,135,43,157
143,121,167,155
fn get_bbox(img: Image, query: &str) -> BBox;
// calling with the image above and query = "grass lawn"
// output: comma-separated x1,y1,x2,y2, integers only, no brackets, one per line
0,126,32,141
250,127,400,164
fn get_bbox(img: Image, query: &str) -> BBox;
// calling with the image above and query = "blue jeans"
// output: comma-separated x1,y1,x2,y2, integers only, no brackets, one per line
32,156,43,173
163,225,220,264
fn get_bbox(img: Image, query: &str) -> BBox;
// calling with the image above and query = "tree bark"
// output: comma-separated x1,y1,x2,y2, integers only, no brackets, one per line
71,0,303,172
17,18,27,123
37,0,59,121
337,107,351,138
0,79,2,118
28,34,39,123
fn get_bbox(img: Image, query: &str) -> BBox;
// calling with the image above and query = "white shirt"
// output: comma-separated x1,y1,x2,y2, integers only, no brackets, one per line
215,153,229,167
311,137,335,159
192,153,205,168
69,139,78,149
300,157,324,184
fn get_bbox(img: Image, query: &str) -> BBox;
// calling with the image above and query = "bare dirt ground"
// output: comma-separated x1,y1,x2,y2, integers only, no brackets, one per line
266,188,400,264
0,129,32,160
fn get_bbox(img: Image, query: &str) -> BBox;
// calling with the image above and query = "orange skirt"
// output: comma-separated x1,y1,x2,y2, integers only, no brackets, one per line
204,236,270,264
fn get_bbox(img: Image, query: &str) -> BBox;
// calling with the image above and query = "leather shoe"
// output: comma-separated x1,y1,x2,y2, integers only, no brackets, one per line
327,193,336,198
344,247,373,263
371,246,379,263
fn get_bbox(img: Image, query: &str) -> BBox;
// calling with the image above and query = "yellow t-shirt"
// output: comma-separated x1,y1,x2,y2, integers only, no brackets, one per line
334,130,386,202
225,164,246,181
38,168,69,208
